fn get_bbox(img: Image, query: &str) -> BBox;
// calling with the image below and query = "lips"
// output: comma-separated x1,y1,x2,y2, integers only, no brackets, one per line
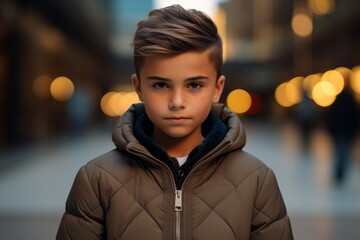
165,117,190,124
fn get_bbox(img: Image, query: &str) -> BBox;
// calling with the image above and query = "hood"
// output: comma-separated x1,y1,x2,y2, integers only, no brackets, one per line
112,103,246,154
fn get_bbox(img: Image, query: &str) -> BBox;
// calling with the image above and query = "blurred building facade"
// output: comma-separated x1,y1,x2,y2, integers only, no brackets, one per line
0,0,359,148
220,0,360,96
0,0,113,147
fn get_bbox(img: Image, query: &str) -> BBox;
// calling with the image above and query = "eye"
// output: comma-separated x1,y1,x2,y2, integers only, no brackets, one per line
188,82,203,89
152,82,168,89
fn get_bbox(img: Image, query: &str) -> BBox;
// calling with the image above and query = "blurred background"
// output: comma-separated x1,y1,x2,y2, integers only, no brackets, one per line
0,0,359,239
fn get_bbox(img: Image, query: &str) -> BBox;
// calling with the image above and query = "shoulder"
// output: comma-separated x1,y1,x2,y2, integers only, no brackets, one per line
215,150,275,187
221,150,268,173
60,150,137,232
81,149,138,186
67,149,139,209
87,149,134,168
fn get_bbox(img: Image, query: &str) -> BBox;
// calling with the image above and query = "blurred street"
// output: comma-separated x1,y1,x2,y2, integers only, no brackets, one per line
1,1,360,239
0,119,359,240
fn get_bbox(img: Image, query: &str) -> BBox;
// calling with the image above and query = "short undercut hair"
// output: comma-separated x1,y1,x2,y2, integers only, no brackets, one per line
132,4,223,78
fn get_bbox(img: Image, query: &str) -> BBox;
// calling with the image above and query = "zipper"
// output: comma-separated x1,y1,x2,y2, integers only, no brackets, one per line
171,141,231,240
128,142,231,240
175,189,182,240
128,145,183,239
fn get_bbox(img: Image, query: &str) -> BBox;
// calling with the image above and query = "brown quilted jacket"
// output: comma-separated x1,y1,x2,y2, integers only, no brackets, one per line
56,103,293,240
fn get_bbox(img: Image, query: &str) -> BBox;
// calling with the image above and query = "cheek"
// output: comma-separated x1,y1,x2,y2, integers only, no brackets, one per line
144,94,165,107
191,98,213,117
196,91,217,105
143,100,164,121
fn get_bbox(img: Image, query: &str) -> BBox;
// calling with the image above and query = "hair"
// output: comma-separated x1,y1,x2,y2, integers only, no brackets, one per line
132,4,223,78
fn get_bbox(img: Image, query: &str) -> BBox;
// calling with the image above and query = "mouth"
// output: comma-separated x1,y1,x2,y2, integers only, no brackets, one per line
165,117,191,124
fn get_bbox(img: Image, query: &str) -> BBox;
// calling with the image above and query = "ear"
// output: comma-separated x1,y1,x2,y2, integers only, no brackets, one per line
132,74,143,101
212,75,225,103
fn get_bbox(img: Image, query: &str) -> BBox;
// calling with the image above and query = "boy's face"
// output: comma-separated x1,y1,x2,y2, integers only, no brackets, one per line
132,50,225,149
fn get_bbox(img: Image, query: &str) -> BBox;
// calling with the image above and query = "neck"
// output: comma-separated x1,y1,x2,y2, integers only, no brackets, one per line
152,130,203,158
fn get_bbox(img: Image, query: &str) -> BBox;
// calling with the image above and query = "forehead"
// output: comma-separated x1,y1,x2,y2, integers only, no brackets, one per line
140,50,217,78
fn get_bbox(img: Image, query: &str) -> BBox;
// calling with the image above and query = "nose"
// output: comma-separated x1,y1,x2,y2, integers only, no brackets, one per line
169,89,186,110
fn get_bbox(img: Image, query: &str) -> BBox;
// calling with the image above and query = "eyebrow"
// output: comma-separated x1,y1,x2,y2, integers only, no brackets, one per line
147,76,209,81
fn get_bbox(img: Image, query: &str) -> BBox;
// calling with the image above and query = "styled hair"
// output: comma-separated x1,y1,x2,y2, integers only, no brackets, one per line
132,4,223,78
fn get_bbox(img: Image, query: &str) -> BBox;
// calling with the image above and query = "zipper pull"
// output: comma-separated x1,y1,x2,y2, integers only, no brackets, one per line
175,190,182,212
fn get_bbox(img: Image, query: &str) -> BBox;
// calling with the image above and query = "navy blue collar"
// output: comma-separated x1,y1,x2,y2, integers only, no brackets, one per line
133,110,229,188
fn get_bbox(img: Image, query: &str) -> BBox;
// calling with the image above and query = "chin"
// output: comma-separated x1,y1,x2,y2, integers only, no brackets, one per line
163,129,193,139
165,132,189,139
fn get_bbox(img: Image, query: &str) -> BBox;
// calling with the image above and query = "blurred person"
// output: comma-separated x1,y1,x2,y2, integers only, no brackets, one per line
294,91,317,151
56,5,293,240
326,85,359,185
67,86,94,136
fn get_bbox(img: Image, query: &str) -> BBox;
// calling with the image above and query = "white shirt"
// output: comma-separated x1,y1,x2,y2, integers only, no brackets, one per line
176,156,188,166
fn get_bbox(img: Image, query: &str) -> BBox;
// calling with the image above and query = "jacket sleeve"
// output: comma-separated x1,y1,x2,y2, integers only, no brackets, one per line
56,165,106,240
250,167,294,240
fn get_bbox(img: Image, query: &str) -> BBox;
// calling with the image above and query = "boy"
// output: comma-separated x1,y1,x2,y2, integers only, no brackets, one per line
56,4,293,240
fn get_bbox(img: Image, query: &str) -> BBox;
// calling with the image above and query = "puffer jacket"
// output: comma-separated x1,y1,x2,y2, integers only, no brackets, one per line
56,103,293,240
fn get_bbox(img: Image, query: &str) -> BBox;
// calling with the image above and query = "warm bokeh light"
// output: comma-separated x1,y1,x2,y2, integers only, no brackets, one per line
292,12,313,37
289,76,304,87
33,75,52,99
100,92,116,117
108,92,124,117
38,27,65,53
350,66,360,94
320,70,344,95
286,81,302,105
275,82,293,107
275,78,304,108
226,89,252,114
118,92,140,115
50,76,74,101
308,0,335,15
278,66,360,108
335,66,352,80
312,81,336,107
100,91,140,117
303,73,321,98
288,76,304,104
335,66,353,90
